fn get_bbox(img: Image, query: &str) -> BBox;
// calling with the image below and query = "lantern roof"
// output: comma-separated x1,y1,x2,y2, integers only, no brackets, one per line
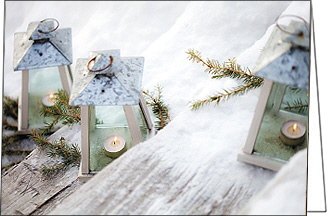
69,50,144,106
253,18,310,90
13,18,72,71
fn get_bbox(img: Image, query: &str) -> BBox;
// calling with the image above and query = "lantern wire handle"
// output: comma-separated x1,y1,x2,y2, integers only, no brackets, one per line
275,14,309,36
87,56,114,72
38,18,60,34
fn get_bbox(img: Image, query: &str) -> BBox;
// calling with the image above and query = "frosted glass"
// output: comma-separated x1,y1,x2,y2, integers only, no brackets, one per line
253,82,309,161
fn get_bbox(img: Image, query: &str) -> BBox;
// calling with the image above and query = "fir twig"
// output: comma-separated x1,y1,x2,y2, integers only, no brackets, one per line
2,119,18,131
30,130,81,177
283,98,308,114
2,133,28,148
289,87,302,94
40,89,81,134
143,85,171,130
40,163,67,177
186,49,264,110
191,81,263,110
29,130,50,149
2,149,32,156
3,95,18,120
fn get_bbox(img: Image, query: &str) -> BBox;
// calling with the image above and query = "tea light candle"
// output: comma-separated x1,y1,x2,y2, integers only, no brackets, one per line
42,92,55,107
280,120,306,146
103,134,126,158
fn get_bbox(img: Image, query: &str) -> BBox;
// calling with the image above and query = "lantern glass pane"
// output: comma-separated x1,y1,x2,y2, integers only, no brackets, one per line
253,82,308,162
89,105,150,172
28,67,63,129
133,105,151,141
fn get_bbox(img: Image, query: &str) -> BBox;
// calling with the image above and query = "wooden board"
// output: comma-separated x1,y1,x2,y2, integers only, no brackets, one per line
1,124,82,215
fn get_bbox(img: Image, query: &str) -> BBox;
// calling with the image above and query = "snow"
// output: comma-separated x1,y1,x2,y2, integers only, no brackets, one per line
2,1,313,215
238,148,307,215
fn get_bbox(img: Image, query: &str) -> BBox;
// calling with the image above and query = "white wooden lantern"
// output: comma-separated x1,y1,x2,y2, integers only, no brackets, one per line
69,50,154,180
13,18,73,134
238,17,310,171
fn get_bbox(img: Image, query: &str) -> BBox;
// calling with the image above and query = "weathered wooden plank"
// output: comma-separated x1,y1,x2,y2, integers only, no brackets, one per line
31,179,83,215
1,124,81,215
49,109,276,215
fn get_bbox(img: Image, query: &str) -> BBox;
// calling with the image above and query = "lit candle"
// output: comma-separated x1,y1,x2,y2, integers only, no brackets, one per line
280,120,306,146
103,134,126,158
42,92,55,107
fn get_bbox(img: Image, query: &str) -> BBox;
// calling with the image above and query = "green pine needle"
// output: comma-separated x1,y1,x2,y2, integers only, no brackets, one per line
40,89,81,134
283,98,308,114
186,49,264,110
30,129,81,177
143,85,171,130
3,96,18,120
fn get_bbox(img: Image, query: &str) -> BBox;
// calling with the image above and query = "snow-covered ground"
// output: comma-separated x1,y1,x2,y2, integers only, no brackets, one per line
2,1,327,215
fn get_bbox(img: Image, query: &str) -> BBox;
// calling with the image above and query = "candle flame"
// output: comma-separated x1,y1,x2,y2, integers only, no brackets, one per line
113,136,118,144
49,93,54,99
293,123,297,131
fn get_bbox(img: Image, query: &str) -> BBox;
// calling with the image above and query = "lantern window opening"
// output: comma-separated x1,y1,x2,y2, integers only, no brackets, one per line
238,79,309,171
252,81,308,163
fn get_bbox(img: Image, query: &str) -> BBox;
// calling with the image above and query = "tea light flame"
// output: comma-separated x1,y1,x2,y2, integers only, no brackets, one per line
42,92,55,106
292,123,297,131
113,136,118,145
49,93,55,100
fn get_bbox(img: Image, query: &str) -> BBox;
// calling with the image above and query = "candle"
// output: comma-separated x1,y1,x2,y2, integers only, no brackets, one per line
42,92,55,107
103,134,127,158
280,120,306,146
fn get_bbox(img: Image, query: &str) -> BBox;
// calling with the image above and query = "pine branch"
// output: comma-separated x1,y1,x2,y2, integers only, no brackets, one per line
2,119,18,131
2,149,32,156
29,129,50,149
191,80,263,110
2,132,28,148
40,163,67,177
186,48,256,81
283,98,308,114
187,49,264,110
40,89,81,134
30,130,81,177
288,86,302,94
3,95,18,120
143,85,171,130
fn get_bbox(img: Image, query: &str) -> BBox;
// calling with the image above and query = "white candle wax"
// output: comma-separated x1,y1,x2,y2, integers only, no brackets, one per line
103,134,126,158
42,93,55,107
280,120,306,146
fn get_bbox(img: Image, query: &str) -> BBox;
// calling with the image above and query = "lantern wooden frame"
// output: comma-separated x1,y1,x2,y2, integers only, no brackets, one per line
238,79,309,171
18,66,72,133
13,18,72,134
79,95,154,180
237,17,310,171
69,50,155,181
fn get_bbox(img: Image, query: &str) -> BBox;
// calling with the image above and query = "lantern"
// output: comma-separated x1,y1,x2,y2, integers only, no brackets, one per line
69,50,154,180
13,18,73,134
238,16,310,171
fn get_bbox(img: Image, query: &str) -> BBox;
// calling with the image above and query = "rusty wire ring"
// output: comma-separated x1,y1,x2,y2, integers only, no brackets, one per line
275,15,308,36
38,18,59,34
87,56,114,72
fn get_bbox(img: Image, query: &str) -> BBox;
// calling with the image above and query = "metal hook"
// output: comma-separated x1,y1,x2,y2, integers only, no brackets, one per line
87,56,114,72
38,18,60,34
275,14,309,36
